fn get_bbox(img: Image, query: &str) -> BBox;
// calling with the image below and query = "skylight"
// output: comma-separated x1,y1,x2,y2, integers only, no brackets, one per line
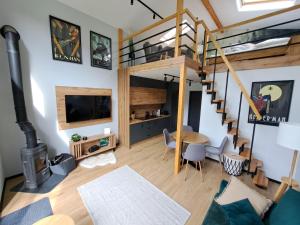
237,0,296,11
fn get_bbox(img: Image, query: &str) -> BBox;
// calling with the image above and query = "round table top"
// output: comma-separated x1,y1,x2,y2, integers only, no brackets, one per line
33,215,74,225
173,131,209,144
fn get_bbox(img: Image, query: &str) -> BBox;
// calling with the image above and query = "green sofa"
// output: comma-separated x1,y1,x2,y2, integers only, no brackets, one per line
202,180,300,225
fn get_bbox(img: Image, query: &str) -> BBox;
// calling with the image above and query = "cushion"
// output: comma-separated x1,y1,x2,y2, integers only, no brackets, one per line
264,188,300,225
222,199,264,225
215,176,273,217
202,200,230,225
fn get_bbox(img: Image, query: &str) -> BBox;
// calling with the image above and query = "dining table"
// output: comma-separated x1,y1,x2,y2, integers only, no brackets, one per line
172,130,209,145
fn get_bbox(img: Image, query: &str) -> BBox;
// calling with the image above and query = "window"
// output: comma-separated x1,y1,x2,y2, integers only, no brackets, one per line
237,0,296,11
160,19,191,46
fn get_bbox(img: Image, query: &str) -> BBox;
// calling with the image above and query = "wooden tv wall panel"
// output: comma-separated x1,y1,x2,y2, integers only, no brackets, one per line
56,86,112,130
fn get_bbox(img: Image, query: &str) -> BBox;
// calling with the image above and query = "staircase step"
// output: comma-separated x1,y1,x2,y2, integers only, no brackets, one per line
249,159,263,173
224,118,236,124
216,109,225,113
207,89,216,94
202,80,214,84
212,99,224,103
240,148,251,160
253,170,269,189
236,137,250,148
228,128,238,135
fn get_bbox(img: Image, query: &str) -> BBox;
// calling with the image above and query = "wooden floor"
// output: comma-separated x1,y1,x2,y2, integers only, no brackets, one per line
1,135,279,225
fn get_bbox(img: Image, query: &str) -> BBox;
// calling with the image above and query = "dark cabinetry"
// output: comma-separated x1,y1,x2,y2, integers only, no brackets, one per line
130,117,170,144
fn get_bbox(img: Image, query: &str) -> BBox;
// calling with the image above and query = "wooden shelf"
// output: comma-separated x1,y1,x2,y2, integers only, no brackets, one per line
253,169,269,189
228,127,238,135
249,158,263,173
240,148,251,160
70,133,116,161
130,115,171,125
224,118,236,124
212,99,224,103
216,109,225,113
236,137,249,148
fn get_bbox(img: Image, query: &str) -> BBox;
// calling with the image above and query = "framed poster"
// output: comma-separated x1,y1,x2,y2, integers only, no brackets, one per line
49,15,82,64
248,80,294,126
90,31,112,70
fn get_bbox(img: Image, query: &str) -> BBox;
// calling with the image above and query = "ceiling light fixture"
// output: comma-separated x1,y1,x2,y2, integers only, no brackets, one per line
153,13,156,19
131,0,134,5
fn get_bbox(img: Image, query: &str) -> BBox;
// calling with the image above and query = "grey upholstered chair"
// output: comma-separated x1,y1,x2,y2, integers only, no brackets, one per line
183,125,193,132
205,137,228,172
182,144,206,181
163,129,176,160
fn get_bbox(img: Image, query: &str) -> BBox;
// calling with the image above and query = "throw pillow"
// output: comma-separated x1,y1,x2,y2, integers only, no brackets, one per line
222,199,264,225
215,176,273,217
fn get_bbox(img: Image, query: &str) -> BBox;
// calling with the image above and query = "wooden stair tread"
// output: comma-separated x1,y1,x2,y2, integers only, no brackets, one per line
206,89,216,93
224,118,236,124
240,148,251,160
236,137,250,148
228,128,238,135
253,170,269,188
202,80,214,84
249,159,263,173
212,99,224,103
216,109,225,113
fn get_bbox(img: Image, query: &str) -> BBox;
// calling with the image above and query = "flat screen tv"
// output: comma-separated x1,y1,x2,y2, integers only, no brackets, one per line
65,95,111,123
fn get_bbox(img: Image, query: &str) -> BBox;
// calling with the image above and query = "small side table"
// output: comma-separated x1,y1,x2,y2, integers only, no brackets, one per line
33,215,74,225
223,152,245,176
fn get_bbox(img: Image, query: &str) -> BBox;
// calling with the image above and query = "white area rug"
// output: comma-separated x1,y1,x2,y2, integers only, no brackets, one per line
78,166,191,225
79,151,116,168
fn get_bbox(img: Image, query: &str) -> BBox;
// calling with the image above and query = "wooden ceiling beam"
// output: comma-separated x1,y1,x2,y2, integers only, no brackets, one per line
201,0,223,30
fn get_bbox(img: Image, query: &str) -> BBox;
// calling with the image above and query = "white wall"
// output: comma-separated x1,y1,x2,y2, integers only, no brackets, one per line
0,151,4,197
199,66,300,182
0,0,119,177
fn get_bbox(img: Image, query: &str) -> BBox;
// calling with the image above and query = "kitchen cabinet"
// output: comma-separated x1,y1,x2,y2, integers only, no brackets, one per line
130,87,167,105
130,117,171,145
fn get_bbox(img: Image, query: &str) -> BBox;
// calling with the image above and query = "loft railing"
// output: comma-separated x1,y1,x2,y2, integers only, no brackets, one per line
118,9,199,67
198,20,263,120
119,4,300,121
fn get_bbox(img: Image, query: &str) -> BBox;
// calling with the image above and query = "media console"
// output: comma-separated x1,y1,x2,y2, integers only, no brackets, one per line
70,133,116,161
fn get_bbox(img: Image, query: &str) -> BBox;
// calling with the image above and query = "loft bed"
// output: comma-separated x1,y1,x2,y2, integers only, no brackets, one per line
206,18,300,65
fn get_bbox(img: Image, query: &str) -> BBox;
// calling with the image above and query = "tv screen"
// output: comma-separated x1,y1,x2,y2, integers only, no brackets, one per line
65,95,111,123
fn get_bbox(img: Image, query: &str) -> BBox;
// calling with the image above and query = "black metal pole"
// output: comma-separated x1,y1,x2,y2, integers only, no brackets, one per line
211,49,217,102
235,92,243,148
222,69,230,125
248,120,257,173
1,25,38,148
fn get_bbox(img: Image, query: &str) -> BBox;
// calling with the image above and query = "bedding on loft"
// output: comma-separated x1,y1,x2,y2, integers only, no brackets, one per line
206,19,300,59
209,37,291,57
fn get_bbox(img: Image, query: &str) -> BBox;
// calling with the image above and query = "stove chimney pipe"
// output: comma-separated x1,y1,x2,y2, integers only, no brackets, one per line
1,25,38,148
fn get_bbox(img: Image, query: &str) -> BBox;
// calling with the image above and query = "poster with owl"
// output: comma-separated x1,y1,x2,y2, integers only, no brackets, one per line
248,80,294,126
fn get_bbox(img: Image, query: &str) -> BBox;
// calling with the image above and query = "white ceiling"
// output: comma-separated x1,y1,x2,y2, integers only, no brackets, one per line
57,0,300,32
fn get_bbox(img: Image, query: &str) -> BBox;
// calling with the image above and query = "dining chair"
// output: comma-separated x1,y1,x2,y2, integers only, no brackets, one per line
162,128,176,160
183,125,193,132
205,136,228,172
181,143,206,181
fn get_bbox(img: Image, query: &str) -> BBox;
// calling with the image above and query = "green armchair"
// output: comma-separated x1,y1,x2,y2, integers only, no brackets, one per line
202,180,300,225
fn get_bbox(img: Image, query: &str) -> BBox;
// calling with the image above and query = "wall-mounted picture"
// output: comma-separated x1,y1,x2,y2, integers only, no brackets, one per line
90,31,112,70
248,80,294,126
49,15,82,64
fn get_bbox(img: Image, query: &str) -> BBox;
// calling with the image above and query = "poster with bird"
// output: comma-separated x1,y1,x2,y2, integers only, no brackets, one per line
248,80,294,126
90,31,112,70
49,16,82,64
